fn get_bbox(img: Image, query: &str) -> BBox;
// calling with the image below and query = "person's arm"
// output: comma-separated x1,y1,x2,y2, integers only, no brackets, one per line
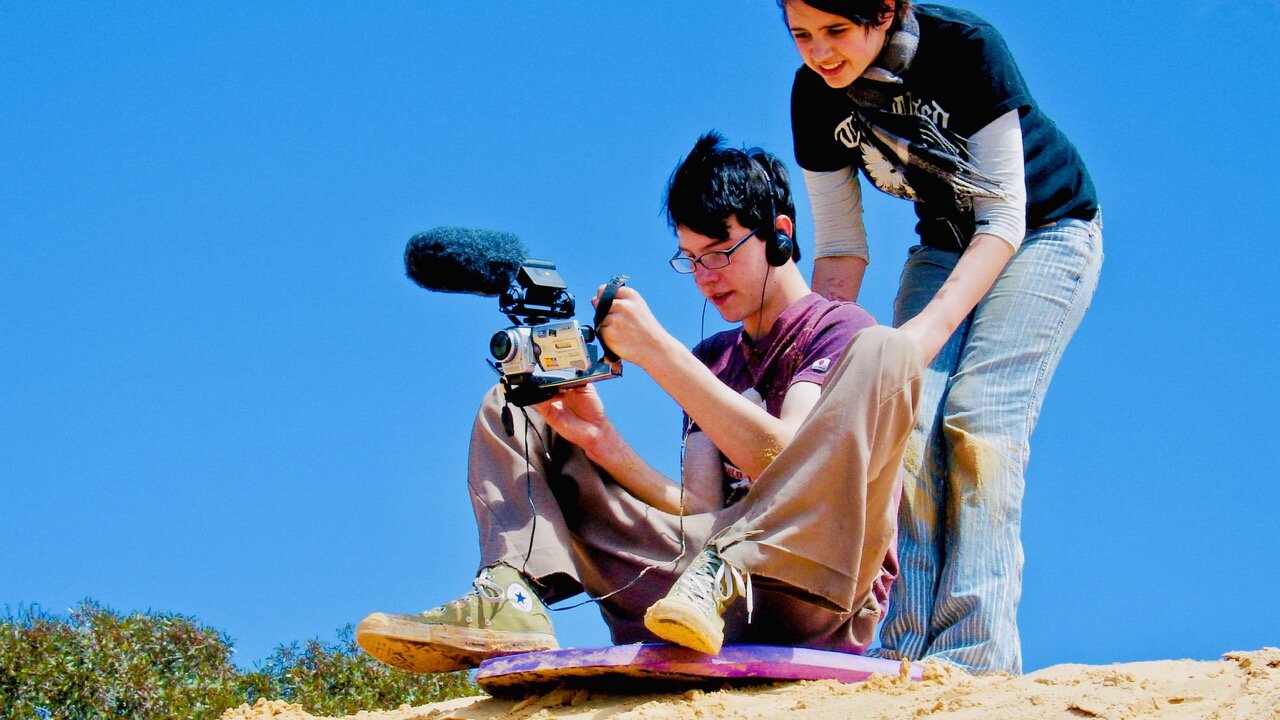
680,431,726,510
596,287,823,481
897,233,1014,363
805,167,869,302
812,256,867,303
968,109,1027,251
533,386,722,514
898,110,1027,363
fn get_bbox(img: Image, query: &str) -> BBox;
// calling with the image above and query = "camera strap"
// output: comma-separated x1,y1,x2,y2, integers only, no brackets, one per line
593,275,629,363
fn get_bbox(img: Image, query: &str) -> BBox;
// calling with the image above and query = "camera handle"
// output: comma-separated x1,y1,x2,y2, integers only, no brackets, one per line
592,275,629,363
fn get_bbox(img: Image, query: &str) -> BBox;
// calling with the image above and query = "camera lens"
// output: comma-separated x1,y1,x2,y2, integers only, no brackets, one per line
489,330,517,362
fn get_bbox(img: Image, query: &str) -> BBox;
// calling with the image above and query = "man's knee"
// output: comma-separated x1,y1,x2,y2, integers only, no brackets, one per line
844,326,923,401
472,384,507,433
870,326,922,373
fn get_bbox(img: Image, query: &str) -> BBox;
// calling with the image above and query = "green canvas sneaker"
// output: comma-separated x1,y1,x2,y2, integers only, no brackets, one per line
356,564,558,673
643,547,752,655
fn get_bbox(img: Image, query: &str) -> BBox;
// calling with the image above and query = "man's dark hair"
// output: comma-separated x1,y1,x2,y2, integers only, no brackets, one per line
663,131,800,262
776,0,910,27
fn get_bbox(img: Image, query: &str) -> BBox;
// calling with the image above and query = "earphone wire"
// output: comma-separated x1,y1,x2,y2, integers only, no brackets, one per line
513,398,690,612
517,404,544,583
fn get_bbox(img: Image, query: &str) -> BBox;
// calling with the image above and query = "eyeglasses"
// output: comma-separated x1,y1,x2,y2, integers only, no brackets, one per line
669,228,760,274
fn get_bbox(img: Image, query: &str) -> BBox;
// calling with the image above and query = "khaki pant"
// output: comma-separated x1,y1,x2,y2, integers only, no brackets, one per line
468,325,921,652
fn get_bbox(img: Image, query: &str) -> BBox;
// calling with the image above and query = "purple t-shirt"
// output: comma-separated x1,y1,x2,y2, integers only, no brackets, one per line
689,292,877,506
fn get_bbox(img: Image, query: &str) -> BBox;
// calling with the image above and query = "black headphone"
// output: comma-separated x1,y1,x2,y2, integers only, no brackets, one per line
744,147,794,267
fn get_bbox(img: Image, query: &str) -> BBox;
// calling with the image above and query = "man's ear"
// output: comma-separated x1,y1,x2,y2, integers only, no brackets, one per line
765,214,797,267
776,214,796,241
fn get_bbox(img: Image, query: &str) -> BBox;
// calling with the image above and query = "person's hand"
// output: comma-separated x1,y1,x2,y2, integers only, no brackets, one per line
896,313,947,367
592,286,672,369
532,385,614,456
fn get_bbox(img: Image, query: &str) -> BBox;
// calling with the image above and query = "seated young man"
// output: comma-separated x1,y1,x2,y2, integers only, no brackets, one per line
357,131,921,672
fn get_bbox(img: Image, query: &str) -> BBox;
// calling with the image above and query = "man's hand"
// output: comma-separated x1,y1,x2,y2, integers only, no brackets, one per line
532,385,616,459
536,384,720,515
592,285,678,370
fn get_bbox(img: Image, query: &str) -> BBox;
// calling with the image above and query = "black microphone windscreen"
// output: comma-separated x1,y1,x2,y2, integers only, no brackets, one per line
404,226,529,296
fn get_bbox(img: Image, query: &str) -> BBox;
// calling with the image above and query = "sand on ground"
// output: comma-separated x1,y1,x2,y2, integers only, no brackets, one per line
220,647,1280,720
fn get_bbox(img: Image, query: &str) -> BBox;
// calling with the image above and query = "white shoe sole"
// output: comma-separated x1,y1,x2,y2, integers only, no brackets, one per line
356,612,558,673
643,596,723,655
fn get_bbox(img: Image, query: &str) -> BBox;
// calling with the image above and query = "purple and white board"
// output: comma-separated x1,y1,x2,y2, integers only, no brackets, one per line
476,643,922,696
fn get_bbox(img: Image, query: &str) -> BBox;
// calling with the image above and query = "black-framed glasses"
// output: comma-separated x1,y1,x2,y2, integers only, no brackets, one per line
669,228,760,274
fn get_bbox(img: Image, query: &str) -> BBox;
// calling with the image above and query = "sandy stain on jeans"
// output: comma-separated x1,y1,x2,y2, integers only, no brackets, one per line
902,439,922,478
899,439,938,528
944,426,1004,523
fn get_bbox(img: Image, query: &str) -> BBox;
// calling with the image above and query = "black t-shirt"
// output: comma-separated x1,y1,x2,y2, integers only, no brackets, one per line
791,4,1098,250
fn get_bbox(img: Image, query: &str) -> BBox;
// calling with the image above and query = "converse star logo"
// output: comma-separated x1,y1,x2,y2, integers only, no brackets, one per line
811,358,832,373
506,584,533,612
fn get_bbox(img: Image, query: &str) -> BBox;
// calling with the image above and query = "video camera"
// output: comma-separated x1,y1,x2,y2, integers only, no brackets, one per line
488,259,627,407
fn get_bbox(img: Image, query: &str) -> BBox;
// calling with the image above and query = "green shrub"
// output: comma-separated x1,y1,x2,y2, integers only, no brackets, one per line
0,600,478,720
243,624,480,716
0,600,244,719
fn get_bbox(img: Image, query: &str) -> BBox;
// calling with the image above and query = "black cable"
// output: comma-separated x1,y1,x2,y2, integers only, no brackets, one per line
755,261,771,343
517,403,541,581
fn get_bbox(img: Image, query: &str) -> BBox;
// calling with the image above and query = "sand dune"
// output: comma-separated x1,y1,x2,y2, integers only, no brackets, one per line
220,647,1280,720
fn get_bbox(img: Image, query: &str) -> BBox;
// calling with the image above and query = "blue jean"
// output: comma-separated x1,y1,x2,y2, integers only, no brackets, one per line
875,213,1103,674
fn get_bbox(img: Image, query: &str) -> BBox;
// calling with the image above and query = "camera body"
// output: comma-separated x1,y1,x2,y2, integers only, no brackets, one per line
488,259,622,407
490,320,596,378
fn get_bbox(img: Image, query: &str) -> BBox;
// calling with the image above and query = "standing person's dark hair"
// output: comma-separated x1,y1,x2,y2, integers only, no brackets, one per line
778,0,1102,675
776,0,909,27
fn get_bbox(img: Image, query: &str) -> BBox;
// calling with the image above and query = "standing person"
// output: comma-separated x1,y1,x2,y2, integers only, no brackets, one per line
777,0,1103,674
356,132,922,673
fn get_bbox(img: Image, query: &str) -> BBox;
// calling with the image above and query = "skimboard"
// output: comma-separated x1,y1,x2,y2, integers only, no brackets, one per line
475,643,921,697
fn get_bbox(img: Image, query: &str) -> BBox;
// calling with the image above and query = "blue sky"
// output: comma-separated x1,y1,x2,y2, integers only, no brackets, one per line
3,2,1277,673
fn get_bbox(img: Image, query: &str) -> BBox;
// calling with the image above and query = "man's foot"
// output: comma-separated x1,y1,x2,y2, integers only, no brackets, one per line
643,547,751,655
356,564,558,673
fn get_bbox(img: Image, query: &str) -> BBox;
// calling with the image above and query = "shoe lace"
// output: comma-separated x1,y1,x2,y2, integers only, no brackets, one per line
424,569,509,613
471,573,507,603
679,550,754,623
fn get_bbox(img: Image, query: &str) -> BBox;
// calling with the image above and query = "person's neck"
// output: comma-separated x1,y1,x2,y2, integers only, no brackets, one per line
742,267,812,341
